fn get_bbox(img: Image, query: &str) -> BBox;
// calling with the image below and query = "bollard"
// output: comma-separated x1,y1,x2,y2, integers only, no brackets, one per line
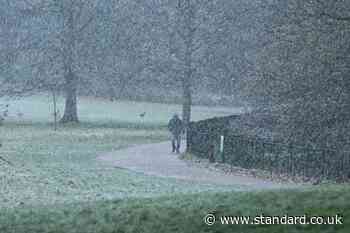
220,135,225,163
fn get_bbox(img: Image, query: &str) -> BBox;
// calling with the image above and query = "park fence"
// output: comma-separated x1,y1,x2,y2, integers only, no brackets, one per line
187,116,350,181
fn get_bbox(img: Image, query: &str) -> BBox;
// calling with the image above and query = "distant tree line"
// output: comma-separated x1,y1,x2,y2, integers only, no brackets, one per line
0,0,349,150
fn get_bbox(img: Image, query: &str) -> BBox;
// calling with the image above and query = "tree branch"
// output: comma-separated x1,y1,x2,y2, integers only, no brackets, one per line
320,12,350,21
314,0,350,22
77,14,94,33
0,154,14,166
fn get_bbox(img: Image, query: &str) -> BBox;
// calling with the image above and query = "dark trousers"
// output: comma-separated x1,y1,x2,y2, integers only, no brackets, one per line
171,134,181,153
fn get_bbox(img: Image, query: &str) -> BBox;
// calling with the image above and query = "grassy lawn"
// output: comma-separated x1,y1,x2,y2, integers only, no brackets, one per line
1,95,243,125
0,95,242,208
0,186,348,233
0,95,348,233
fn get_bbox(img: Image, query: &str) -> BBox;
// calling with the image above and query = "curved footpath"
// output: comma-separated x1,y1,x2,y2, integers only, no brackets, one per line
98,141,297,189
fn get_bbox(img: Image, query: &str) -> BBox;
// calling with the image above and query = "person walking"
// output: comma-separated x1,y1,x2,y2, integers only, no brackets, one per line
168,114,183,153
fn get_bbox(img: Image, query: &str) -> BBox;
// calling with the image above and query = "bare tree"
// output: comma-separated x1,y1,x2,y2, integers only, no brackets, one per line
11,0,98,123
176,0,195,130
55,0,97,123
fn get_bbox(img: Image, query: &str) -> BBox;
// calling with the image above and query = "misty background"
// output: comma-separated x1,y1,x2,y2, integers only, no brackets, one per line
1,0,350,154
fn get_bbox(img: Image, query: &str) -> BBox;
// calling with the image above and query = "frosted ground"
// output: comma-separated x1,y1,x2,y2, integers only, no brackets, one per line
0,95,244,208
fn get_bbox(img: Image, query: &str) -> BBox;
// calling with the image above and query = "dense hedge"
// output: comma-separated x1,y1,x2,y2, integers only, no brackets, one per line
187,115,239,161
187,116,350,181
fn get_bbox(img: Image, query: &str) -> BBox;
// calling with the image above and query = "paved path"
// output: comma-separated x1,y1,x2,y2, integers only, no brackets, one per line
98,141,291,189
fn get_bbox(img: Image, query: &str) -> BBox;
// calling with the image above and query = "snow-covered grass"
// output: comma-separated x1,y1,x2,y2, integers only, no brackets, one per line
0,94,242,125
0,96,348,233
0,95,243,208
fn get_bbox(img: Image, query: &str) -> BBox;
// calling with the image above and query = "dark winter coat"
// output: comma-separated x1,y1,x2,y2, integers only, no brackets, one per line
168,116,183,136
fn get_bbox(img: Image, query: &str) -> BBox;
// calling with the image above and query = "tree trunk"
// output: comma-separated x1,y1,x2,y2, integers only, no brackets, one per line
182,70,192,130
60,5,79,123
182,24,193,130
60,70,79,123
177,0,194,136
52,88,58,130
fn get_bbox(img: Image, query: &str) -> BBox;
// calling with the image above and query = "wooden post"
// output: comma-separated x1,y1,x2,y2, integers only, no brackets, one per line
52,88,58,131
